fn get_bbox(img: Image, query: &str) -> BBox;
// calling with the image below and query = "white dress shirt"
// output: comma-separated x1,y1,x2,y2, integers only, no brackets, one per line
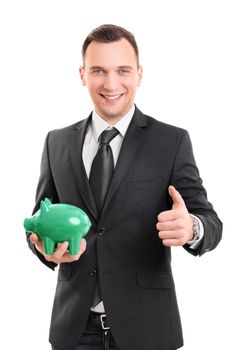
82,106,135,177
82,104,203,312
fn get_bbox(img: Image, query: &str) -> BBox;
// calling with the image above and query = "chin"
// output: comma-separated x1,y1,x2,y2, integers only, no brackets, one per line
102,104,131,119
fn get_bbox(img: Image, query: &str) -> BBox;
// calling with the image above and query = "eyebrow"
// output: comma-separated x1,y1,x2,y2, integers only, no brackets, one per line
89,66,105,71
117,65,133,70
89,65,133,71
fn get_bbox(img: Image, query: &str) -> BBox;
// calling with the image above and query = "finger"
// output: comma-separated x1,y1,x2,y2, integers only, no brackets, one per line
157,209,178,222
29,233,44,253
51,240,87,263
58,253,80,263
76,239,87,258
158,230,181,240
80,239,87,253
157,217,187,231
156,221,177,231
162,239,181,246
169,185,185,209
29,233,39,244
51,241,69,260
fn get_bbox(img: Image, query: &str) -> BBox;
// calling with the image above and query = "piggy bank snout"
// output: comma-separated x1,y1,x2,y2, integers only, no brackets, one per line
24,218,34,232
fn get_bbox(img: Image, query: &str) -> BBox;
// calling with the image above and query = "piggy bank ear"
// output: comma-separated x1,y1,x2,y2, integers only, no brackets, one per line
44,197,52,207
40,199,50,219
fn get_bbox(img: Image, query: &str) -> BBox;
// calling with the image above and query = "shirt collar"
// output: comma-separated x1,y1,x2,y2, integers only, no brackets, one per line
91,105,135,142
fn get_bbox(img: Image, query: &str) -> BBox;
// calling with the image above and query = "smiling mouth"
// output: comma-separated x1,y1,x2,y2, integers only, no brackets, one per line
99,93,124,101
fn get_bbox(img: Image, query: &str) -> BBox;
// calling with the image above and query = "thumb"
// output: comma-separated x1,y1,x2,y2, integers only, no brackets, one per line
29,233,40,244
169,185,185,209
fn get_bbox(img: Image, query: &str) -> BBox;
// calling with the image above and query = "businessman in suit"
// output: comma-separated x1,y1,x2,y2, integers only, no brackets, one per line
28,24,222,350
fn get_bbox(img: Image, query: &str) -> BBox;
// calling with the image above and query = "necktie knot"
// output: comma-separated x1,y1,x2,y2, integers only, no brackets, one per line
99,128,119,145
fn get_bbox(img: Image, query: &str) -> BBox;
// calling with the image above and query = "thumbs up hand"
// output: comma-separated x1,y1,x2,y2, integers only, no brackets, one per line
156,186,193,246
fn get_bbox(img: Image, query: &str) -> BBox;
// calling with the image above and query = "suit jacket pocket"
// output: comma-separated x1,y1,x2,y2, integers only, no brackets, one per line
58,264,72,281
136,271,174,289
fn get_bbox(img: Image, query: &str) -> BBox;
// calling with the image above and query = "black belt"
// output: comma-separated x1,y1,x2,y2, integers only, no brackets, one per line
89,311,110,330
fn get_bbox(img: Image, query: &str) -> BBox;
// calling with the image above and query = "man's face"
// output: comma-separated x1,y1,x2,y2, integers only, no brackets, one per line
80,38,142,123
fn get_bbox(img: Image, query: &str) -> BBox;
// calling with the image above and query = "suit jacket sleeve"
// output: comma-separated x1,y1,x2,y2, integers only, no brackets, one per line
170,129,222,256
26,132,59,270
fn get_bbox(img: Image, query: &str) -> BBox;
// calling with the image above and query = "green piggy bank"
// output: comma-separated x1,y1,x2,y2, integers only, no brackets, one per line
24,198,91,255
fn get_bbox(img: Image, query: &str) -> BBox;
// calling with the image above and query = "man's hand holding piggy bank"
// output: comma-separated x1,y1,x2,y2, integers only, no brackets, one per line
24,198,91,263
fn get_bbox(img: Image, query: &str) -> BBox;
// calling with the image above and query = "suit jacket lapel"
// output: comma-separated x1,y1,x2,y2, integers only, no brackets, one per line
68,107,148,221
101,107,148,215
68,114,99,221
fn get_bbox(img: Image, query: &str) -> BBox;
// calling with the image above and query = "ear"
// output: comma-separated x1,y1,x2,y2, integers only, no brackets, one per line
40,199,49,219
137,65,143,86
79,66,87,86
44,197,52,207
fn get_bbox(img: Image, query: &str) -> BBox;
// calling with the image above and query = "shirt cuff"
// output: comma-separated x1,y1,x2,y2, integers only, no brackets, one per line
187,214,204,249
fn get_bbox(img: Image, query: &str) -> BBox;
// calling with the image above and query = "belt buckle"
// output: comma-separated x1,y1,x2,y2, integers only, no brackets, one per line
100,314,110,330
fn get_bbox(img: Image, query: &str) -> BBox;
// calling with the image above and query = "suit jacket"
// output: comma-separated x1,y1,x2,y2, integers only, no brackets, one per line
27,106,222,350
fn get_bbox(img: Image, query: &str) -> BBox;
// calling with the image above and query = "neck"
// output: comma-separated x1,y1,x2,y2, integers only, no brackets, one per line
99,115,124,125
95,105,134,125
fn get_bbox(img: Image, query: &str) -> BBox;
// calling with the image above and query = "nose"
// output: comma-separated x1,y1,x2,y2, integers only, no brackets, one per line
103,72,119,91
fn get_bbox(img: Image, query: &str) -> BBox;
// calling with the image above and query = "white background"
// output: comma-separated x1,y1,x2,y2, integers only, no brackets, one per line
0,0,232,349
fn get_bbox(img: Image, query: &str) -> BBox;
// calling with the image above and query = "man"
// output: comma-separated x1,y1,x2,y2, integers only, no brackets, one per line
27,24,222,350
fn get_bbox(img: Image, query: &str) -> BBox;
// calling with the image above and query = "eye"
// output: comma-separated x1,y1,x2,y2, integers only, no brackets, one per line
92,69,105,75
118,69,130,75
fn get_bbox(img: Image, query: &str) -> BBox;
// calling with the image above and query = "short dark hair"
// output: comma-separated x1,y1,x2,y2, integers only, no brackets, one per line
82,24,139,66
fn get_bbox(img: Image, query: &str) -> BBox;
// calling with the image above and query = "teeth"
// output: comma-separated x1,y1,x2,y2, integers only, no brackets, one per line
102,94,122,100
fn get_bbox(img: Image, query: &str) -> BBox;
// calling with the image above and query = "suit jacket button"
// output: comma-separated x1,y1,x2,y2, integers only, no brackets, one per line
97,228,106,236
89,269,97,277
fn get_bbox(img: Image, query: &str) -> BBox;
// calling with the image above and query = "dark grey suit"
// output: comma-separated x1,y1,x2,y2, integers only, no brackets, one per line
27,106,222,350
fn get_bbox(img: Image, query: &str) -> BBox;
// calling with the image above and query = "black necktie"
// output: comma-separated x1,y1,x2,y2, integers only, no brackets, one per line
89,127,119,308
89,127,119,215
